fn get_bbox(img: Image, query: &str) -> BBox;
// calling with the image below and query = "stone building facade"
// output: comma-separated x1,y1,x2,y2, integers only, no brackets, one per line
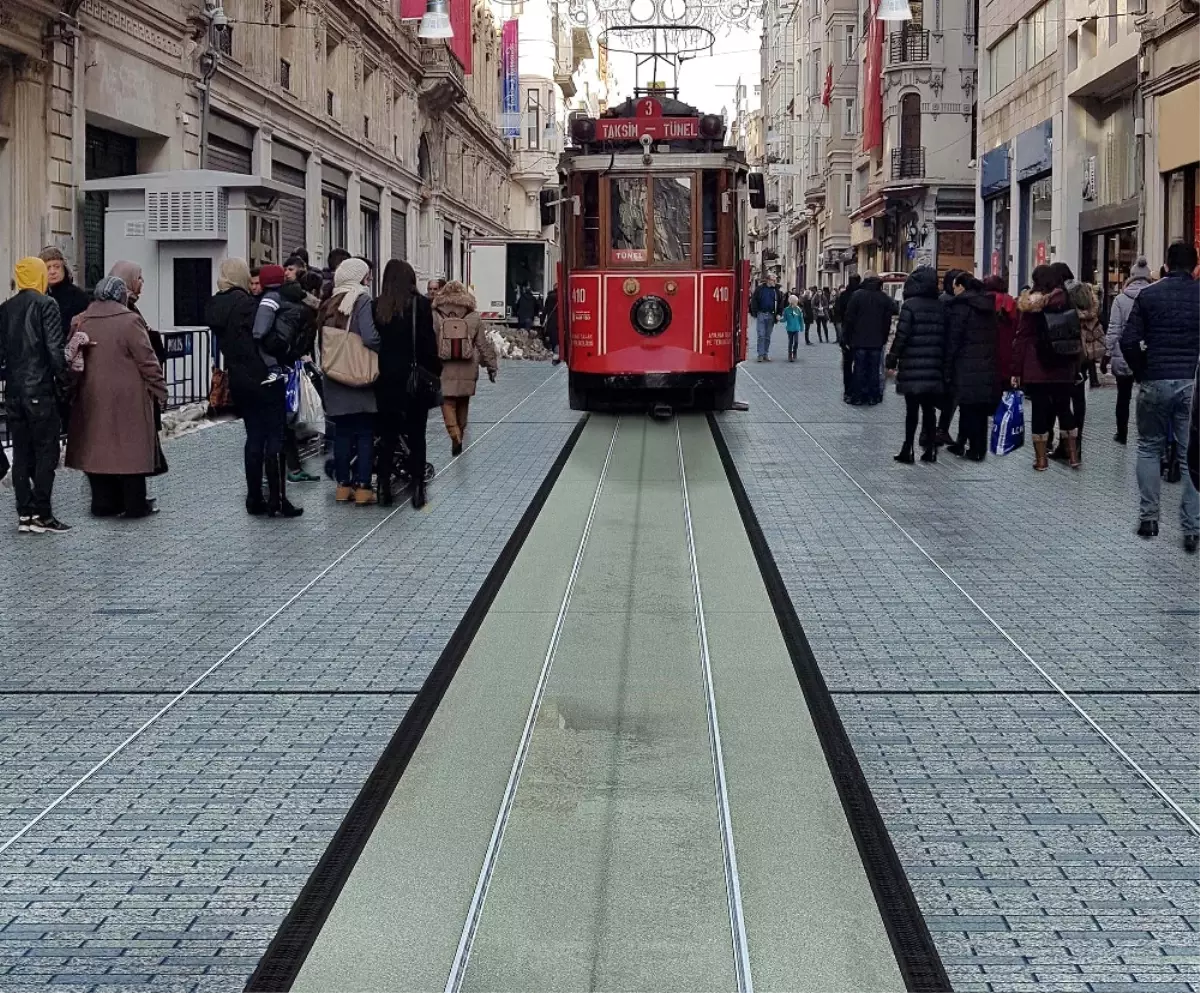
12,0,527,296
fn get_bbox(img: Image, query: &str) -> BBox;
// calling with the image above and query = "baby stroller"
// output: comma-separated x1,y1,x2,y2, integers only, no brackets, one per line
323,422,435,488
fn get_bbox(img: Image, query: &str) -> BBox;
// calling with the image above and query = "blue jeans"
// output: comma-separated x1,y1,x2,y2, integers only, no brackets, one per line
852,347,883,403
756,314,775,358
1136,379,1198,534
332,412,376,488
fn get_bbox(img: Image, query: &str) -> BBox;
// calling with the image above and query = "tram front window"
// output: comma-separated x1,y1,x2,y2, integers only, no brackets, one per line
654,175,692,263
611,177,648,263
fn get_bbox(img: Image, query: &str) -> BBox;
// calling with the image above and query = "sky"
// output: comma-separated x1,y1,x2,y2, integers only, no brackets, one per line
606,22,762,119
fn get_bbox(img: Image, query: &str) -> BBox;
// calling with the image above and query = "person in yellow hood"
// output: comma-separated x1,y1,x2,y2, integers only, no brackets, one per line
0,255,69,532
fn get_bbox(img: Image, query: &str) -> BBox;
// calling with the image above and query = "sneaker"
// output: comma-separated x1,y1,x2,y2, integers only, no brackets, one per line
288,470,321,483
17,516,33,533
1137,520,1159,539
30,516,71,534
1186,535,1199,554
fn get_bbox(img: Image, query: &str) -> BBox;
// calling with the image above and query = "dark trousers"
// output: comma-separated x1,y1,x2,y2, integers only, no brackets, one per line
7,396,60,519
89,474,149,517
1115,374,1135,440
241,387,286,497
937,396,957,438
787,331,800,358
332,412,376,487
904,394,939,450
378,402,429,489
283,426,303,472
840,346,854,397
958,402,993,456
815,316,829,342
1029,383,1076,436
852,347,883,403
1069,377,1087,438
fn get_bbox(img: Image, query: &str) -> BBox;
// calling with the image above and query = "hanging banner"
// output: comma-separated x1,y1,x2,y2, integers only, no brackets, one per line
861,0,884,155
450,0,472,73
398,0,423,18
501,20,520,138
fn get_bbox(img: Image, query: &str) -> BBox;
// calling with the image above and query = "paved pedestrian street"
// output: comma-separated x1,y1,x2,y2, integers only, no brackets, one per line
0,345,1196,993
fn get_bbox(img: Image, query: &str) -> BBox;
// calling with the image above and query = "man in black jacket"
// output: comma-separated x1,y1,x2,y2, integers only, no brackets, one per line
0,257,68,533
843,272,897,405
40,247,90,334
834,275,861,400
1122,240,1200,549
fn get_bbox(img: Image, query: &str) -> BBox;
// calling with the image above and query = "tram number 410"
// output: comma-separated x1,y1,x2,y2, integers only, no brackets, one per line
571,287,587,304
712,286,730,303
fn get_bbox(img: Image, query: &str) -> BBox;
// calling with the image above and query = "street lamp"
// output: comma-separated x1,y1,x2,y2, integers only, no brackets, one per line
877,0,913,21
418,0,454,39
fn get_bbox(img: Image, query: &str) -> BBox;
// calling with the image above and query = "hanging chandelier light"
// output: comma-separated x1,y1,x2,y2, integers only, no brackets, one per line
569,0,757,34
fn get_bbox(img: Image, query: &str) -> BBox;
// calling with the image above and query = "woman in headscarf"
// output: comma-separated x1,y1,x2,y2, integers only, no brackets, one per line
66,276,168,518
204,258,302,518
319,257,381,505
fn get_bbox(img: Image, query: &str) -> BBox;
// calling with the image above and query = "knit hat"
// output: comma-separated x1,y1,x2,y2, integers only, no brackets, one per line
1129,256,1151,280
259,264,286,289
333,257,372,316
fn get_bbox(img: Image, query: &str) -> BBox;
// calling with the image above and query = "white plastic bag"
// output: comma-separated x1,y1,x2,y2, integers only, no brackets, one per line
296,368,325,437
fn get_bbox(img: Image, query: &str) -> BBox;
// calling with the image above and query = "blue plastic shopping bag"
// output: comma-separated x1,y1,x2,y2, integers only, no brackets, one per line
990,390,1025,455
285,361,302,417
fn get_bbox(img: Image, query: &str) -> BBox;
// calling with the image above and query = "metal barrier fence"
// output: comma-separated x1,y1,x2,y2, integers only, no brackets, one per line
0,327,214,449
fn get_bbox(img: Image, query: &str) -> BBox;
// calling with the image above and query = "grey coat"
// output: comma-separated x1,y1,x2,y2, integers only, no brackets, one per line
321,294,382,417
1104,277,1148,378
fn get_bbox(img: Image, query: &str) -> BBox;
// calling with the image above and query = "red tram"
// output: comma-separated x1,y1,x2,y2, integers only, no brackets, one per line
557,95,761,411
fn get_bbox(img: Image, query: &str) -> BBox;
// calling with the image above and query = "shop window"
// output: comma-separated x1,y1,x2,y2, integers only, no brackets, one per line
1164,164,1199,258
984,193,1010,278
1024,175,1053,282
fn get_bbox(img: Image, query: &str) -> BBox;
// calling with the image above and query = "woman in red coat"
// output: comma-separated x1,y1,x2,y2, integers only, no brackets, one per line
983,275,1017,400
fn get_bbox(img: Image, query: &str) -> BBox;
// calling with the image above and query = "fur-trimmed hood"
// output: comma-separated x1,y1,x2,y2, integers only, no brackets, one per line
1017,287,1068,313
433,280,477,316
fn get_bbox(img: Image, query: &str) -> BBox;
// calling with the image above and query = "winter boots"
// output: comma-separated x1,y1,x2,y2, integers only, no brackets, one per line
1065,429,1082,469
1032,434,1050,472
265,456,304,518
894,443,915,464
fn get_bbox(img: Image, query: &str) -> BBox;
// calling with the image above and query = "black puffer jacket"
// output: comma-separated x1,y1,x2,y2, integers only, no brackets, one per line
944,288,999,406
1122,271,1200,382
886,267,945,396
0,290,64,404
843,276,897,349
205,287,267,404
48,279,91,335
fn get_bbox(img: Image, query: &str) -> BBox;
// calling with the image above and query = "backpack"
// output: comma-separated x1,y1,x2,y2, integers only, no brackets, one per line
1039,306,1083,361
438,315,476,362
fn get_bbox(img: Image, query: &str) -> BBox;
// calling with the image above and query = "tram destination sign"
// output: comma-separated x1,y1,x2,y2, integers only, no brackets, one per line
596,116,700,141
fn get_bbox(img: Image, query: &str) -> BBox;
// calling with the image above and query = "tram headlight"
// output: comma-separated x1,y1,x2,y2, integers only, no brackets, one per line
632,295,671,336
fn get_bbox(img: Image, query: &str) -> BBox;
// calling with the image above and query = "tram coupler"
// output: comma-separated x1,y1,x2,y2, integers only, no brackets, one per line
651,402,675,420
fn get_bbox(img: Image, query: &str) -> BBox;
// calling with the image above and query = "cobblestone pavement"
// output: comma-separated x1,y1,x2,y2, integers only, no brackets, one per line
0,363,571,993
718,334,1200,993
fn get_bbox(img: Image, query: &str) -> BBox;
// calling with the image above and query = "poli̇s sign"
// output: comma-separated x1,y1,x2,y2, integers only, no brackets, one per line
501,21,520,139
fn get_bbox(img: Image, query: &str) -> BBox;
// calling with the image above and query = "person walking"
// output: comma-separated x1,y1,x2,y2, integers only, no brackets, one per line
434,280,497,456
320,257,382,505
800,289,815,346
1104,257,1152,445
0,257,68,533
1012,264,1082,471
982,275,1018,402
842,272,896,405
782,294,805,362
65,276,168,518
885,266,945,464
943,274,999,462
374,259,442,509
834,275,861,400
1120,241,1200,549
814,287,832,343
749,274,784,361
514,284,539,332
541,285,561,364
1049,263,1098,460
934,269,964,445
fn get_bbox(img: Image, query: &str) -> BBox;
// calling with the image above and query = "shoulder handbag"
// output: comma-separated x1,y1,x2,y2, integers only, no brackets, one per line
320,310,379,388
407,306,443,410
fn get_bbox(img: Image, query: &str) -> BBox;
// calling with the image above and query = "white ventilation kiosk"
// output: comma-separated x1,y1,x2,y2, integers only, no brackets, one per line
82,170,303,332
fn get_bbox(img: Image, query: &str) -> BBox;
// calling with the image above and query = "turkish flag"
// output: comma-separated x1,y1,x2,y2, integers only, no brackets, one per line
397,0,423,18
821,63,833,107
450,0,472,73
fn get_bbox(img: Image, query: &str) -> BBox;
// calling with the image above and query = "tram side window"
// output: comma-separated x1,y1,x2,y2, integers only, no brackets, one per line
702,172,719,267
611,177,648,262
581,174,600,267
654,176,692,263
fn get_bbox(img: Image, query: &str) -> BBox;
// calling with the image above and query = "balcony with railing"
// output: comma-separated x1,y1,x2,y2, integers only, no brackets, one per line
888,30,930,65
891,146,925,181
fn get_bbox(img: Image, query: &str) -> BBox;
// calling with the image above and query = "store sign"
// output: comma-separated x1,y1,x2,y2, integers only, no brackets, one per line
501,21,520,138
991,250,1001,273
1036,242,1048,265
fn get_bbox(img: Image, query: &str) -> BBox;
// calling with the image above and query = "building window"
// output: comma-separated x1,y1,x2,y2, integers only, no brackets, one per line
1023,0,1058,71
215,24,233,57
280,59,292,92
363,115,370,140
844,25,856,62
322,193,347,253
843,97,857,136
811,49,821,92
527,90,541,150
842,174,853,213
326,90,336,117
988,30,1016,96
360,209,380,266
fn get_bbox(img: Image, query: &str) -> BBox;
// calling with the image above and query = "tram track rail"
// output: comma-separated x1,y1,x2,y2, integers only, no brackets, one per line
738,366,1200,838
0,369,566,862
